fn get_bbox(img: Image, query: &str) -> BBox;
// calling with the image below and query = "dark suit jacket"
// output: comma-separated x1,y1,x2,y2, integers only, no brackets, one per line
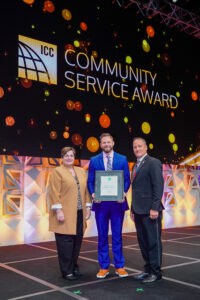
87,152,131,211
131,154,164,214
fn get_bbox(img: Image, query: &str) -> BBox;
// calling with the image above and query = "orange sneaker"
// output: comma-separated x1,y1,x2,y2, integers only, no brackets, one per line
96,269,109,279
115,268,128,277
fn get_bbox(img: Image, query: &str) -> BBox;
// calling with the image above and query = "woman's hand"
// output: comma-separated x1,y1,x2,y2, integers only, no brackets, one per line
56,209,65,222
86,208,91,220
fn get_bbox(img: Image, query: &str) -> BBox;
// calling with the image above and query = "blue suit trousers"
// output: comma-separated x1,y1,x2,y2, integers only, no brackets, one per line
95,202,125,269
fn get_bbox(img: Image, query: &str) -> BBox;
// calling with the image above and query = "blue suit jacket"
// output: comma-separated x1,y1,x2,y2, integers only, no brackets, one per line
87,152,131,211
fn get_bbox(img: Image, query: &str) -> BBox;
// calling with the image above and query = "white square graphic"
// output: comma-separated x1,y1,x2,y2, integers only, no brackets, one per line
18,35,57,85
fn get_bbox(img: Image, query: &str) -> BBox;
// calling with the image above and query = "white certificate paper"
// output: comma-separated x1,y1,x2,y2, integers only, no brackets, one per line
100,176,118,196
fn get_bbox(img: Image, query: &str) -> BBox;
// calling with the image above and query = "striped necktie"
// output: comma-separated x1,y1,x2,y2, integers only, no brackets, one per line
136,159,141,170
106,155,112,171
132,162,139,180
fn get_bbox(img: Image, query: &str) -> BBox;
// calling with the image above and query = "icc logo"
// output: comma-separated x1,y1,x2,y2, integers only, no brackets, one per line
18,35,57,85
41,45,54,57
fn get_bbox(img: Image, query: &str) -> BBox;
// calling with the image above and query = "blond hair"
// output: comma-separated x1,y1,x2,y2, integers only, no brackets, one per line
99,133,114,142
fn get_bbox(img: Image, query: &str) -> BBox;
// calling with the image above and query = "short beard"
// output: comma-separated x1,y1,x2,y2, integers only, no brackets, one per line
103,148,113,153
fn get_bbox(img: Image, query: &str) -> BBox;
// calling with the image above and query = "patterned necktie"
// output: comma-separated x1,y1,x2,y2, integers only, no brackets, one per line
132,162,139,180
136,159,141,170
106,155,112,171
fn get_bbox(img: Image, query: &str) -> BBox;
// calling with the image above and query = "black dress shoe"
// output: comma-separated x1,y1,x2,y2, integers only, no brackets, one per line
133,272,149,280
142,274,162,283
73,270,83,277
63,274,77,281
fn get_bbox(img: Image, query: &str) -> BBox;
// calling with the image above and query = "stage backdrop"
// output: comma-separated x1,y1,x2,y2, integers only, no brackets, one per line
0,155,199,246
0,0,200,163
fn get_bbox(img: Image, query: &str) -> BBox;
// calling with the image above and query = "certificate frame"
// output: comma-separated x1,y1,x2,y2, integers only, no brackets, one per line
95,170,124,201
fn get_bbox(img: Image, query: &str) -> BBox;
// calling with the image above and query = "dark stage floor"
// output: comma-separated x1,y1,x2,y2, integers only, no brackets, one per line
0,226,200,300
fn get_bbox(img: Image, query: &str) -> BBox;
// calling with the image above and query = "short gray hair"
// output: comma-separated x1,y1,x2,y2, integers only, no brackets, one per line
133,137,147,145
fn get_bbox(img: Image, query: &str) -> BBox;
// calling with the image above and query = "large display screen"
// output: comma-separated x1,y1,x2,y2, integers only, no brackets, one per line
0,0,200,163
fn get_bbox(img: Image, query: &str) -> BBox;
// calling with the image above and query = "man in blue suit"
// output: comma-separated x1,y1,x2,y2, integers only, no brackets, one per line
87,133,130,279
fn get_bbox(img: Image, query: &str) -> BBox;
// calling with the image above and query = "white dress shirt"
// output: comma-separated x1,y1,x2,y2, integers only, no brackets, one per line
103,150,114,170
137,153,148,167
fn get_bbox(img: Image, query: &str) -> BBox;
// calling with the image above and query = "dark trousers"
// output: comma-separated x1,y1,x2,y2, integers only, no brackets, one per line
55,210,83,276
134,212,162,277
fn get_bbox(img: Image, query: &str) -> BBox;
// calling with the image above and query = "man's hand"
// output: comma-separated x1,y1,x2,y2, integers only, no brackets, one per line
92,193,101,204
130,212,135,222
149,209,159,220
117,192,127,203
86,208,91,220
56,209,65,222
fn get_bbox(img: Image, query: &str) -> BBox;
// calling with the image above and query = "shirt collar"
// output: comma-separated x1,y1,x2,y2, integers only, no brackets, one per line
103,150,114,159
137,153,148,163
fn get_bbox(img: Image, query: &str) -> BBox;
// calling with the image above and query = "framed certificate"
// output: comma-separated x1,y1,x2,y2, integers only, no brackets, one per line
95,170,124,201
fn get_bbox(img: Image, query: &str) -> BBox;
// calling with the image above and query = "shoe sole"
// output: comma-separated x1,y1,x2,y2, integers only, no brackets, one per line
96,272,109,279
133,276,149,280
115,272,128,278
142,277,162,284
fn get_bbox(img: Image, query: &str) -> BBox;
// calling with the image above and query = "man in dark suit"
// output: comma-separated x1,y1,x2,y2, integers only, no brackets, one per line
131,137,164,283
87,133,130,279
